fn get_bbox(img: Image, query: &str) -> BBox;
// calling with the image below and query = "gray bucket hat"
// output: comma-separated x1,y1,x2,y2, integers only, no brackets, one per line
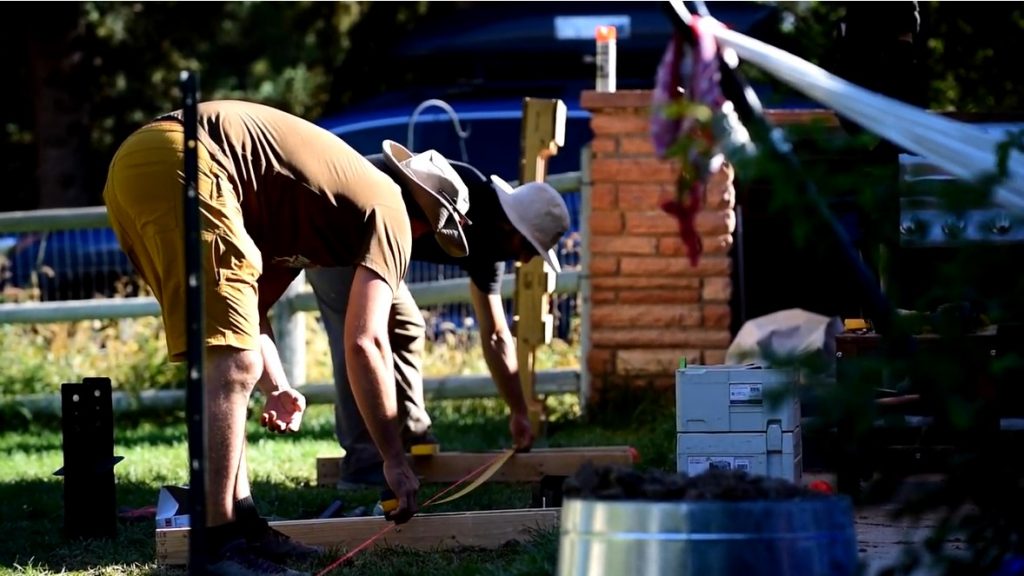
382,140,472,257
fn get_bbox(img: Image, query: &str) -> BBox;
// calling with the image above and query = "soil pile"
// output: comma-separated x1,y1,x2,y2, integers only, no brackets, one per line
563,463,827,502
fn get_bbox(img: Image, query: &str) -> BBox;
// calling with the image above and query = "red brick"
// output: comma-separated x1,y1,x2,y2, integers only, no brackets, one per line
617,288,700,304
590,183,617,210
589,255,619,276
587,348,615,375
695,209,736,235
590,210,623,234
619,256,732,278
591,328,731,348
590,235,658,255
702,234,734,255
703,304,732,329
624,211,678,235
617,184,664,209
591,158,678,183
591,276,700,290
619,135,656,156
703,349,729,365
658,235,687,257
590,113,652,136
658,234,734,257
590,136,618,155
617,349,698,375
581,90,654,111
591,291,618,303
702,277,732,303
591,304,702,329
705,178,736,210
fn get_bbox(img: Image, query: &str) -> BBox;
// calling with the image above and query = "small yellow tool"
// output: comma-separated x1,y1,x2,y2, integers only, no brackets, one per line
844,318,869,331
409,442,440,457
379,488,399,519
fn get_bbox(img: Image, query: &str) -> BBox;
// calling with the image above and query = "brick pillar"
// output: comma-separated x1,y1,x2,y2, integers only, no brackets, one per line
581,90,736,396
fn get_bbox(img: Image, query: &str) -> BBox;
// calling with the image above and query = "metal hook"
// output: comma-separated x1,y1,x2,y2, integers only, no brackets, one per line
407,98,472,164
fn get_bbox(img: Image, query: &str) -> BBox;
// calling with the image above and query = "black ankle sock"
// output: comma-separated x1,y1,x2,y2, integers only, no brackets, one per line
206,521,244,558
234,496,267,538
234,496,260,522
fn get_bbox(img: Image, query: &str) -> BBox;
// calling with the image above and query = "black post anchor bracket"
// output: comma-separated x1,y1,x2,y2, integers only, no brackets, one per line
54,377,124,540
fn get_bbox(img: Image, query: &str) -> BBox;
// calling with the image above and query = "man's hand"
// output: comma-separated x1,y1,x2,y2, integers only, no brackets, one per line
510,411,534,452
259,388,307,434
382,458,420,524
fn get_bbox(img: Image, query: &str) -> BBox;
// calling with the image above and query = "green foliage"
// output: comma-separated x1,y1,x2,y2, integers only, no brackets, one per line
768,2,1024,112
0,311,580,399
0,318,183,400
656,4,1024,572
0,1,437,208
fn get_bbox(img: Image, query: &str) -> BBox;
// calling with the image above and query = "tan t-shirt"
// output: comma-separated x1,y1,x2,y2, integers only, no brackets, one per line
158,100,410,293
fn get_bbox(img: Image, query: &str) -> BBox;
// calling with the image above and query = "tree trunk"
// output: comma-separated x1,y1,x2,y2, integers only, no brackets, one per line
28,5,91,209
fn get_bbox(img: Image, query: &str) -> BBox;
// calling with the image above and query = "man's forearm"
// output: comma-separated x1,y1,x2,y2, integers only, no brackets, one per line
255,334,292,396
346,337,407,463
481,330,530,416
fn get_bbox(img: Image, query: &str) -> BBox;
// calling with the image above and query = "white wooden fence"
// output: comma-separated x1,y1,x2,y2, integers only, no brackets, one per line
0,171,587,409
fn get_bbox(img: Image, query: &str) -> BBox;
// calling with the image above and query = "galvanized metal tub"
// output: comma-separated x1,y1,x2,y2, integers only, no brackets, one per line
557,497,857,576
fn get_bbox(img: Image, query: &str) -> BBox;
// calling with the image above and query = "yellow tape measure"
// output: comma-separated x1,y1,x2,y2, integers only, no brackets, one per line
377,448,517,519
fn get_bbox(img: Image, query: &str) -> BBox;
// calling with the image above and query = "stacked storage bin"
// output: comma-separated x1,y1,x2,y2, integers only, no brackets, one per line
676,365,803,483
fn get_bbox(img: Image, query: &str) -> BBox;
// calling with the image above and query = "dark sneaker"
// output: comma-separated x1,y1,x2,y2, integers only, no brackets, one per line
206,539,310,576
336,461,386,490
247,522,323,564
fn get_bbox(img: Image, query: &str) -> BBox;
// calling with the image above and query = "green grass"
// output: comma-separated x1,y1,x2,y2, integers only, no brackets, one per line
0,393,677,575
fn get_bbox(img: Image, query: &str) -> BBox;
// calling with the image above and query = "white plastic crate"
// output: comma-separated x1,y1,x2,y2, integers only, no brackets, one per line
676,365,800,433
677,427,803,483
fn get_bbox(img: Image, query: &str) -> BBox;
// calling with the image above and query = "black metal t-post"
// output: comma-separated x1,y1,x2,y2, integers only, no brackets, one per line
180,70,207,574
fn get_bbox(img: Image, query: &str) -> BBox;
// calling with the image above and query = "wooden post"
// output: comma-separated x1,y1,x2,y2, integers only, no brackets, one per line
515,98,566,436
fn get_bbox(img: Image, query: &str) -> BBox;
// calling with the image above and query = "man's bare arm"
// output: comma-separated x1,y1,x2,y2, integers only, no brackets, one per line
346,265,419,521
255,266,302,396
470,284,533,451
470,284,530,416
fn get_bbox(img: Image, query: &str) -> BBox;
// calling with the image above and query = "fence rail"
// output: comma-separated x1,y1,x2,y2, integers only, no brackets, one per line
9,368,581,416
0,270,581,324
0,170,585,395
0,172,582,232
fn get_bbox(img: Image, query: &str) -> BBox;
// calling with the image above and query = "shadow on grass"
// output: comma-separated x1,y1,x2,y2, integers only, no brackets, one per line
0,478,182,574
548,381,678,472
0,388,679,574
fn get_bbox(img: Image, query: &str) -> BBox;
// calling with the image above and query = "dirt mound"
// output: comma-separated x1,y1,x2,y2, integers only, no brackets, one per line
563,463,826,502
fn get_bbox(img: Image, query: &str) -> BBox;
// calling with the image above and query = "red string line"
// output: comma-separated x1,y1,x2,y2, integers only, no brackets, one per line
314,523,395,576
314,449,513,576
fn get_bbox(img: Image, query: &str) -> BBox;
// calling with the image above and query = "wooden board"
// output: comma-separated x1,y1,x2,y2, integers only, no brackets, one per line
316,446,638,488
156,508,560,565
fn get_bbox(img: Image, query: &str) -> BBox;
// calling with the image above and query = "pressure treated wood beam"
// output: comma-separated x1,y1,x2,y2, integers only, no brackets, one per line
156,508,560,565
316,446,639,487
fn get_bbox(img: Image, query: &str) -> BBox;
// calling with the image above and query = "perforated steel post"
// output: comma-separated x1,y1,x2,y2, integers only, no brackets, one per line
180,70,208,574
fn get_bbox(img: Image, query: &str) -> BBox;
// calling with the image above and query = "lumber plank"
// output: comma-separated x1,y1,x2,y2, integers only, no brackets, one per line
316,446,638,487
156,508,560,565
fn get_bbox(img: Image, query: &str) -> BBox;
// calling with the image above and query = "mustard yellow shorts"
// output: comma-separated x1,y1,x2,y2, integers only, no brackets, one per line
102,121,263,362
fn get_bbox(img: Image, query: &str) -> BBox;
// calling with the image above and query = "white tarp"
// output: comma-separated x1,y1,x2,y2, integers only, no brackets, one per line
725,308,844,368
671,1,1024,212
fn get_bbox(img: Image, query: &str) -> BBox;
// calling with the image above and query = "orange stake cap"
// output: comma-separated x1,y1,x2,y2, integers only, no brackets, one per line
595,25,617,43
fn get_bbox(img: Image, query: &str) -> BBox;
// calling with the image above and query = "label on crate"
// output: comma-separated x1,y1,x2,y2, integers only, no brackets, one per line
729,383,763,405
687,456,752,475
